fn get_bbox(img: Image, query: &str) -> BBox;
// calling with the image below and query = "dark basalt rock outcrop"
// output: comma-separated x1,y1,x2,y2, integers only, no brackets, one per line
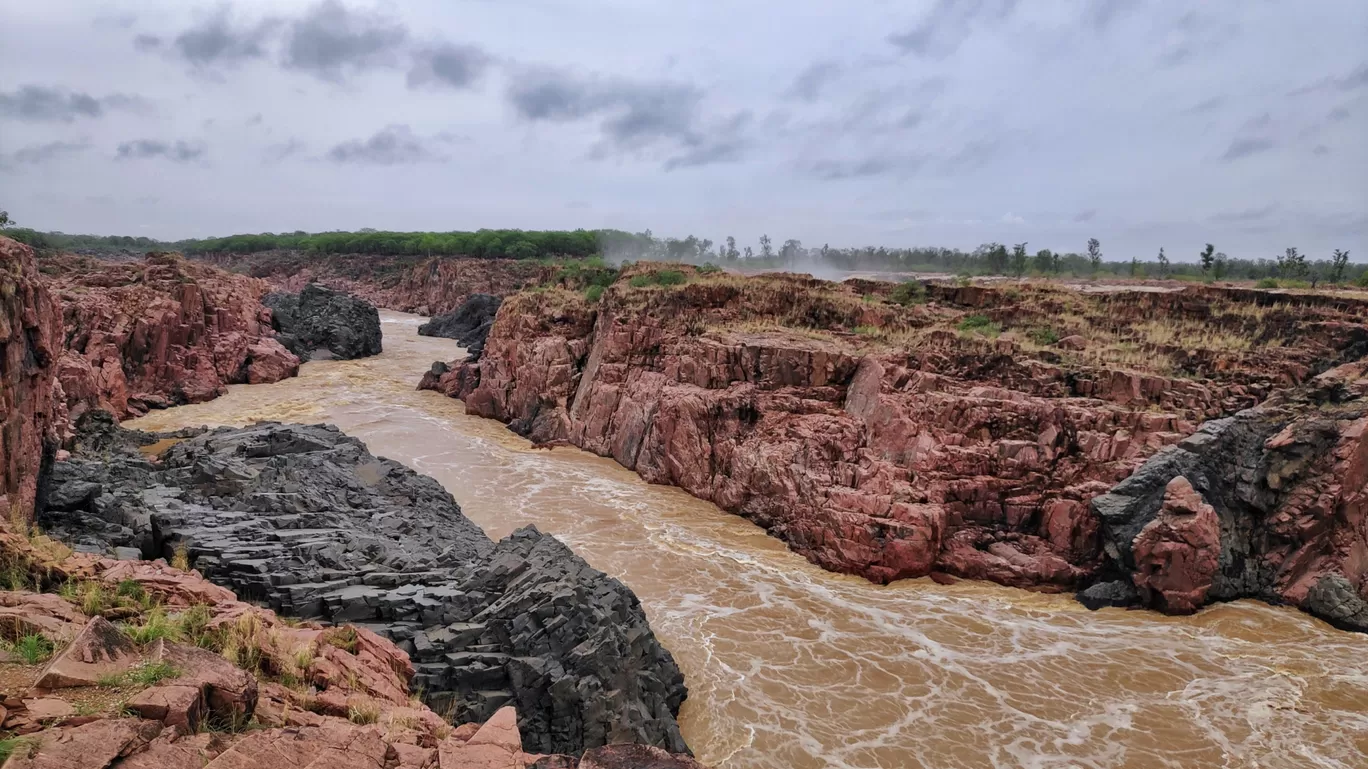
39,415,690,755
264,283,382,362
1087,361,1368,630
418,293,502,360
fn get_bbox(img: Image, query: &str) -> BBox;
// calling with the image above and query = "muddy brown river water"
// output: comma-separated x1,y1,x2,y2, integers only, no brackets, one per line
128,312,1368,769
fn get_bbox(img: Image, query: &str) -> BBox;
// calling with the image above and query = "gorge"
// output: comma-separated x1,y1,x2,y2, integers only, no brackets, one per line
2,238,1366,768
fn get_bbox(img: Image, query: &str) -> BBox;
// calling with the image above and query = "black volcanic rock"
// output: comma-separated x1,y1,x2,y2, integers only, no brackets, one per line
39,417,689,756
265,283,382,361
418,293,501,360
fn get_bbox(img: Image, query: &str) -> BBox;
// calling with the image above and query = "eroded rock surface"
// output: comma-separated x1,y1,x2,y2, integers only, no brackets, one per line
1090,361,1368,629
264,283,382,362
47,251,298,422
418,293,501,360
0,236,62,521
424,266,1368,620
39,417,689,754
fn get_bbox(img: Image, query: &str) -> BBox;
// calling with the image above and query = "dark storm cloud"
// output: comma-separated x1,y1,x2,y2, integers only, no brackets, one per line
888,0,1018,57
786,61,842,103
0,140,91,168
325,125,444,164
0,85,143,122
283,0,409,81
115,139,207,162
407,43,491,90
172,6,277,68
1221,137,1276,162
663,112,753,171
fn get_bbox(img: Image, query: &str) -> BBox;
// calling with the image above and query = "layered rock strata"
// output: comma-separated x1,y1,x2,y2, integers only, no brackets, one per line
425,267,1368,623
38,416,690,755
263,283,382,361
1086,360,1368,629
46,249,298,421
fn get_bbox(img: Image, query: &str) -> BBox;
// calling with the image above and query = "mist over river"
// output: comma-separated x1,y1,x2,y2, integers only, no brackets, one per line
127,312,1368,769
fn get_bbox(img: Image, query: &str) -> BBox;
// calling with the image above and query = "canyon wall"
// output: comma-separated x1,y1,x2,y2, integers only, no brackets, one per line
48,251,298,421
0,237,62,520
198,250,555,315
426,266,1368,622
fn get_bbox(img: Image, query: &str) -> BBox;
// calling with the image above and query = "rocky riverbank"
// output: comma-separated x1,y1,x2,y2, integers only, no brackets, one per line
418,293,501,360
264,284,383,361
423,264,1368,626
39,415,691,755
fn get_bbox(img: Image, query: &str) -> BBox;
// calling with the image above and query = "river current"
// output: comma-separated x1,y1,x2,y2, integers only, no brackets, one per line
128,312,1368,769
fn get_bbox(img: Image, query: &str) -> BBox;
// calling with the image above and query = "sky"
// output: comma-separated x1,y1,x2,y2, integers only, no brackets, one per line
1,0,1366,261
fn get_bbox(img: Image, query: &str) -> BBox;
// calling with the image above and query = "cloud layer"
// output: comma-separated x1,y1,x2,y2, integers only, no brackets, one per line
0,0,1363,259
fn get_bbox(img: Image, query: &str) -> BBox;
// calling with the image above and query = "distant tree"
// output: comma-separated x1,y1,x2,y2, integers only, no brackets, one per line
780,238,803,264
697,238,714,260
724,236,739,261
1130,257,1139,277
1331,249,1350,283
1200,243,1215,274
1278,247,1307,279
1011,242,1028,277
0,210,10,228
1033,248,1054,274
759,234,773,259
1213,252,1228,280
821,243,830,261
1086,238,1102,274
1157,247,1169,276
744,246,754,259
982,242,1009,274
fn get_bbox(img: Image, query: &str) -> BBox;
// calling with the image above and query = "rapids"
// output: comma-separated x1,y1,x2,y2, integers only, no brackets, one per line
127,312,1368,769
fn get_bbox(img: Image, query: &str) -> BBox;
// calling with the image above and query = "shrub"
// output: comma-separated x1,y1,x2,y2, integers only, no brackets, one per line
1358,274,1368,288
322,626,359,654
122,608,182,645
654,270,686,286
584,285,604,304
957,315,998,334
628,275,652,288
11,634,54,665
127,660,180,686
1027,327,1060,346
1255,277,1279,289
890,281,926,306
0,737,33,763
348,698,381,725
697,262,722,274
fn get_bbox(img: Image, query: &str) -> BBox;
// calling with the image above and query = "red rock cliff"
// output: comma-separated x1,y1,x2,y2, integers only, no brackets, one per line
49,252,299,420
0,236,62,520
428,267,1368,595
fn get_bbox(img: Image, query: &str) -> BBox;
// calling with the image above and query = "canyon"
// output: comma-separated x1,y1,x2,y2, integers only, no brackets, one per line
3,238,1367,768
422,262,1368,628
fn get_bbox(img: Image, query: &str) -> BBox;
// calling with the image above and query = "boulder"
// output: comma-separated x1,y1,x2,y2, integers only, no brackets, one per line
4,717,164,769
264,284,382,362
418,293,502,360
35,617,140,689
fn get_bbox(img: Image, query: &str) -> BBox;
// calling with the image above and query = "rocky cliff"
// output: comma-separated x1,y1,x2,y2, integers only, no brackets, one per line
47,251,298,421
1086,360,1367,629
418,293,501,360
426,266,1368,621
200,251,555,316
0,237,62,522
39,417,691,755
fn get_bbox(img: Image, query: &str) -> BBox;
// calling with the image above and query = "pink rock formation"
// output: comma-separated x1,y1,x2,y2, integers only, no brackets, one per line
0,236,62,521
1130,477,1221,613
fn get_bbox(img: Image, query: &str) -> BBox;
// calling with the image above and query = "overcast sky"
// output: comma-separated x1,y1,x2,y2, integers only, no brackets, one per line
2,0,1365,260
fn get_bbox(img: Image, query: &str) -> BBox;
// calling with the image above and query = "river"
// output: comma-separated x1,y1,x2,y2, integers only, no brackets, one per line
127,312,1368,769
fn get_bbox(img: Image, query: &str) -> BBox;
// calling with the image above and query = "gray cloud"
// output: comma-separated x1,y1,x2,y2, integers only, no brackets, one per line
787,61,842,102
134,34,162,51
115,139,207,162
1209,204,1279,223
888,0,1018,57
1181,96,1225,115
1074,209,1098,223
0,140,91,168
1221,137,1276,162
809,154,922,181
1291,62,1368,95
283,0,408,81
264,138,306,162
407,43,491,90
508,67,747,167
172,6,277,69
0,85,142,122
325,124,443,164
